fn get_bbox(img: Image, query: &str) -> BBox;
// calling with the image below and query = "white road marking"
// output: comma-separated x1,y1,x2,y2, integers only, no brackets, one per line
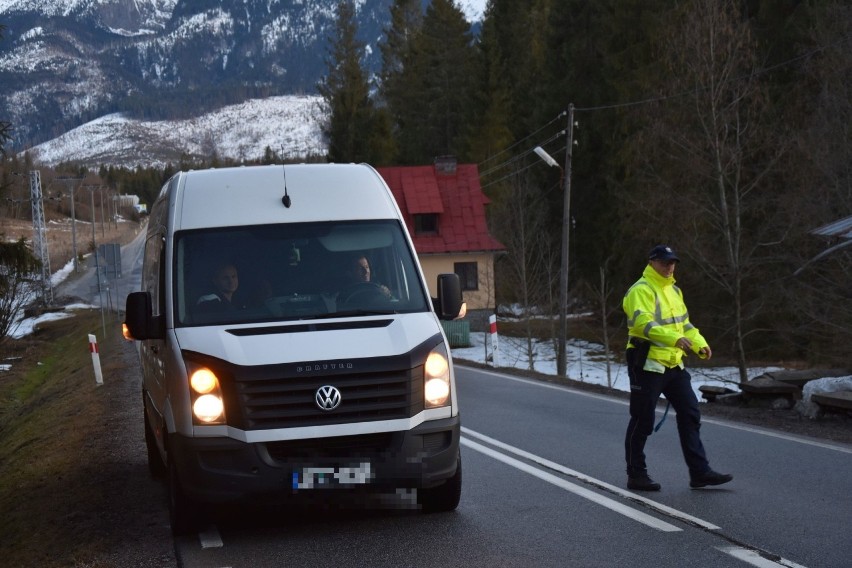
462,427,720,530
717,546,809,568
460,436,682,532
198,526,223,549
458,365,852,454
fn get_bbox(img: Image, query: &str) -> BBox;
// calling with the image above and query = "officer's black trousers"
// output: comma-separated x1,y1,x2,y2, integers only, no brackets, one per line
624,355,710,477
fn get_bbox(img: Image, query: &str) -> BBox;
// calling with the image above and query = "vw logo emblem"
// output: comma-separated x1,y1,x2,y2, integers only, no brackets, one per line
315,385,342,411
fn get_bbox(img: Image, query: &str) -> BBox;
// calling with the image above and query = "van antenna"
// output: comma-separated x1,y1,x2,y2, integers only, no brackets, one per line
281,166,292,208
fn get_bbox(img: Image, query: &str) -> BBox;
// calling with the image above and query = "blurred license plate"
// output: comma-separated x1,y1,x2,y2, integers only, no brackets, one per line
292,462,373,490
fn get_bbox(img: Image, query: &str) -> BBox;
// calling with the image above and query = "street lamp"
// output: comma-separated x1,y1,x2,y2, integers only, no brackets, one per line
534,104,575,378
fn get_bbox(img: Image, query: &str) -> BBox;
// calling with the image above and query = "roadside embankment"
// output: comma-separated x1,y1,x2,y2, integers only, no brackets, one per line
0,310,176,568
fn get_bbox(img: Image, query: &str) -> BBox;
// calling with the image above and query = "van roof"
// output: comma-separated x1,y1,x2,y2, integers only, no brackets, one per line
174,164,401,231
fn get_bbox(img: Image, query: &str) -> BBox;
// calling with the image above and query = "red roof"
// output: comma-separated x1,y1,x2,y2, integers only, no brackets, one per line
377,163,505,254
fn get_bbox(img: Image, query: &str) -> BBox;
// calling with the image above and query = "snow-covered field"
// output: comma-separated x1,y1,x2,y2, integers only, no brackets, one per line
451,328,782,402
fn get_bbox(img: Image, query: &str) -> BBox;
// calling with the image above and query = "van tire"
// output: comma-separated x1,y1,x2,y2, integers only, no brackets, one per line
168,453,201,536
143,408,166,479
419,453,462,513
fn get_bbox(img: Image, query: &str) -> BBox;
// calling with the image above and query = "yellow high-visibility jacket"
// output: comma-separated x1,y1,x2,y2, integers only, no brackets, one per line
623,264,708,368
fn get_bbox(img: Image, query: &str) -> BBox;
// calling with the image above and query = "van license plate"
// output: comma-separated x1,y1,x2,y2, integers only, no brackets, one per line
292,462,373,490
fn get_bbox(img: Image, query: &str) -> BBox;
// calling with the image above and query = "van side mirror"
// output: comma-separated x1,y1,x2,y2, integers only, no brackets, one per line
124,291,164,340
435,273,464,321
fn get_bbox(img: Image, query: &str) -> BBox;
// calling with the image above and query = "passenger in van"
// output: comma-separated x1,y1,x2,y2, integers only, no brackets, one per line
196,262,247,312
338,254,393,304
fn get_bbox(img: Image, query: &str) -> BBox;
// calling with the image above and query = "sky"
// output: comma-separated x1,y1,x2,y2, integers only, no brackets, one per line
458,0,487,22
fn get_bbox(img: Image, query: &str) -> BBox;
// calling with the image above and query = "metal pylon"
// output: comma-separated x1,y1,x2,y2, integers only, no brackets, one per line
29,170,53,305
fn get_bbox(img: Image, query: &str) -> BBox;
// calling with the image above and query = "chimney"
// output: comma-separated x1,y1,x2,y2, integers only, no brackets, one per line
434,155,457,176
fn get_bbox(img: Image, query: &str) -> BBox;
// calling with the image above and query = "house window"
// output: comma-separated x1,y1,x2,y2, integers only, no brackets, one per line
414,214,438,235
454,262,479,291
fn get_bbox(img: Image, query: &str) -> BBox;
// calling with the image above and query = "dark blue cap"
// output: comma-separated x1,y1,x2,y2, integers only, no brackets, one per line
649,245,680,262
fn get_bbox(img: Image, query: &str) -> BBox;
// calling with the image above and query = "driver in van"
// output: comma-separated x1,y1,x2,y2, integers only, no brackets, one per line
345,254,391,297
196,262,246,312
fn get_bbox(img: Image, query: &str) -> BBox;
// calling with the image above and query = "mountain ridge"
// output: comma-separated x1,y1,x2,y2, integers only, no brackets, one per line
28,94,326,169
0,0,394,150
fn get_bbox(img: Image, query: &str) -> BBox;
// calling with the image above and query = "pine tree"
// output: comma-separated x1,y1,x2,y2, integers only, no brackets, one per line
317,1,382,164
464,1,515,166
381,0,478,164
0,24,12,157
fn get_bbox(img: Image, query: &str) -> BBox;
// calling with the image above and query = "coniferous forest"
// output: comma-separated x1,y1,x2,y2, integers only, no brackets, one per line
2,1,850,373
318,0,851,376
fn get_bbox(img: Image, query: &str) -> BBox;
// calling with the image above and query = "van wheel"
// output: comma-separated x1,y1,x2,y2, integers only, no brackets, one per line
144,411,166,479
168,455,200,536
419,453,462,513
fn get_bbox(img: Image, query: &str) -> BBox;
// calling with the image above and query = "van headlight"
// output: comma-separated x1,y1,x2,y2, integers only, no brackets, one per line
188,365,226,424
424,344,451,408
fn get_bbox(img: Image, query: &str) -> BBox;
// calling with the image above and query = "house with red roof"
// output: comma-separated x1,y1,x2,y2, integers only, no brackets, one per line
377,157,505,328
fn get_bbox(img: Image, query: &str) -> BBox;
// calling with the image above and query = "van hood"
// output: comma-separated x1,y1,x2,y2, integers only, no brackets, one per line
173,313,444,366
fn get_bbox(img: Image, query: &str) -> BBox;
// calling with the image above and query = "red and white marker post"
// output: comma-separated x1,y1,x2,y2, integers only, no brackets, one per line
488,314,499,367
88,334,104,385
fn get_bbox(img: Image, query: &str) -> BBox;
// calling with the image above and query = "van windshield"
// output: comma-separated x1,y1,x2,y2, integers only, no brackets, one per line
174,220,430,326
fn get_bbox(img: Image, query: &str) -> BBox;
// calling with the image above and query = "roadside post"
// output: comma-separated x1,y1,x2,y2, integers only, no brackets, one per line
88,334,104,385
489,314,499,367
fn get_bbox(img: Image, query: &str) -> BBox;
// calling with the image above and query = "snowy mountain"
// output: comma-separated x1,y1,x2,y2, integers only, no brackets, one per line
0,0,396,149
1,0,486,167
27,94,326,169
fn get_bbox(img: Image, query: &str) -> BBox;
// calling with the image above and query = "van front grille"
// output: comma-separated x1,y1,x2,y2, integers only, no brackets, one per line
230,366,424,430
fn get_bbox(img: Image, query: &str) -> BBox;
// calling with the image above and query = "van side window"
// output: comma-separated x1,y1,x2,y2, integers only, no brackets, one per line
143,235,165,316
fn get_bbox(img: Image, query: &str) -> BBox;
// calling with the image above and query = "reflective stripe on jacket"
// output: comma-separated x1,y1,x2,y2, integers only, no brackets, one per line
623,264,708,368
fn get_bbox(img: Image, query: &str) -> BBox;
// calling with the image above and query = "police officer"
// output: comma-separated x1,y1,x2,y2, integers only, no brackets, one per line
622,245,733,491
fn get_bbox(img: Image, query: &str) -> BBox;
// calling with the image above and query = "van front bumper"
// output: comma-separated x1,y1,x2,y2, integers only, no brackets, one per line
170,415,460,505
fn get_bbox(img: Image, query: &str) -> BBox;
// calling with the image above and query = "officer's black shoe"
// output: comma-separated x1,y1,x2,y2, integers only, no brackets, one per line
627,474,661,491
690,470,733,488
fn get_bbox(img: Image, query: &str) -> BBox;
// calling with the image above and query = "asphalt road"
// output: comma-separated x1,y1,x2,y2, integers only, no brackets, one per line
81,232,851,567
171,365,850,568
57,224,146,309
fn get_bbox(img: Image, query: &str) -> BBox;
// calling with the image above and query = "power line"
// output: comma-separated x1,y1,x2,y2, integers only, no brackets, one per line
478,31,848,188
480,143,568,191
477,111,566,169
479,128,565,179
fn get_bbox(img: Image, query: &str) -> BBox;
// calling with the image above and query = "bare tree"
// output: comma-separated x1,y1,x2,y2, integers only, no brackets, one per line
493,174,558,371
586,258,617,389
625,0,789,381
786,1,852,363
0,238,41,345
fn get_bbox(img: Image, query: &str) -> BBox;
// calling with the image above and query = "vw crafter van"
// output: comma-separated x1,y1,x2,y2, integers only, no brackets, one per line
124,164,464,534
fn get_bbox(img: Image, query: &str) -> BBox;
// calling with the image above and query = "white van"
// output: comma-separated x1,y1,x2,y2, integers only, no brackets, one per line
124,164,464,534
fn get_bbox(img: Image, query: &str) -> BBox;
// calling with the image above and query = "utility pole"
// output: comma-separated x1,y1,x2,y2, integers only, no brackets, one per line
86,185,106,335
99,185,106,238
56,176,83,272
533,105,577,378
556,104,575,378
29,170,53,305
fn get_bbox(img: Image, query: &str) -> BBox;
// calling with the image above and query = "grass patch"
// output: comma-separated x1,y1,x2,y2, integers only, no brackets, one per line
0,310,130,567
